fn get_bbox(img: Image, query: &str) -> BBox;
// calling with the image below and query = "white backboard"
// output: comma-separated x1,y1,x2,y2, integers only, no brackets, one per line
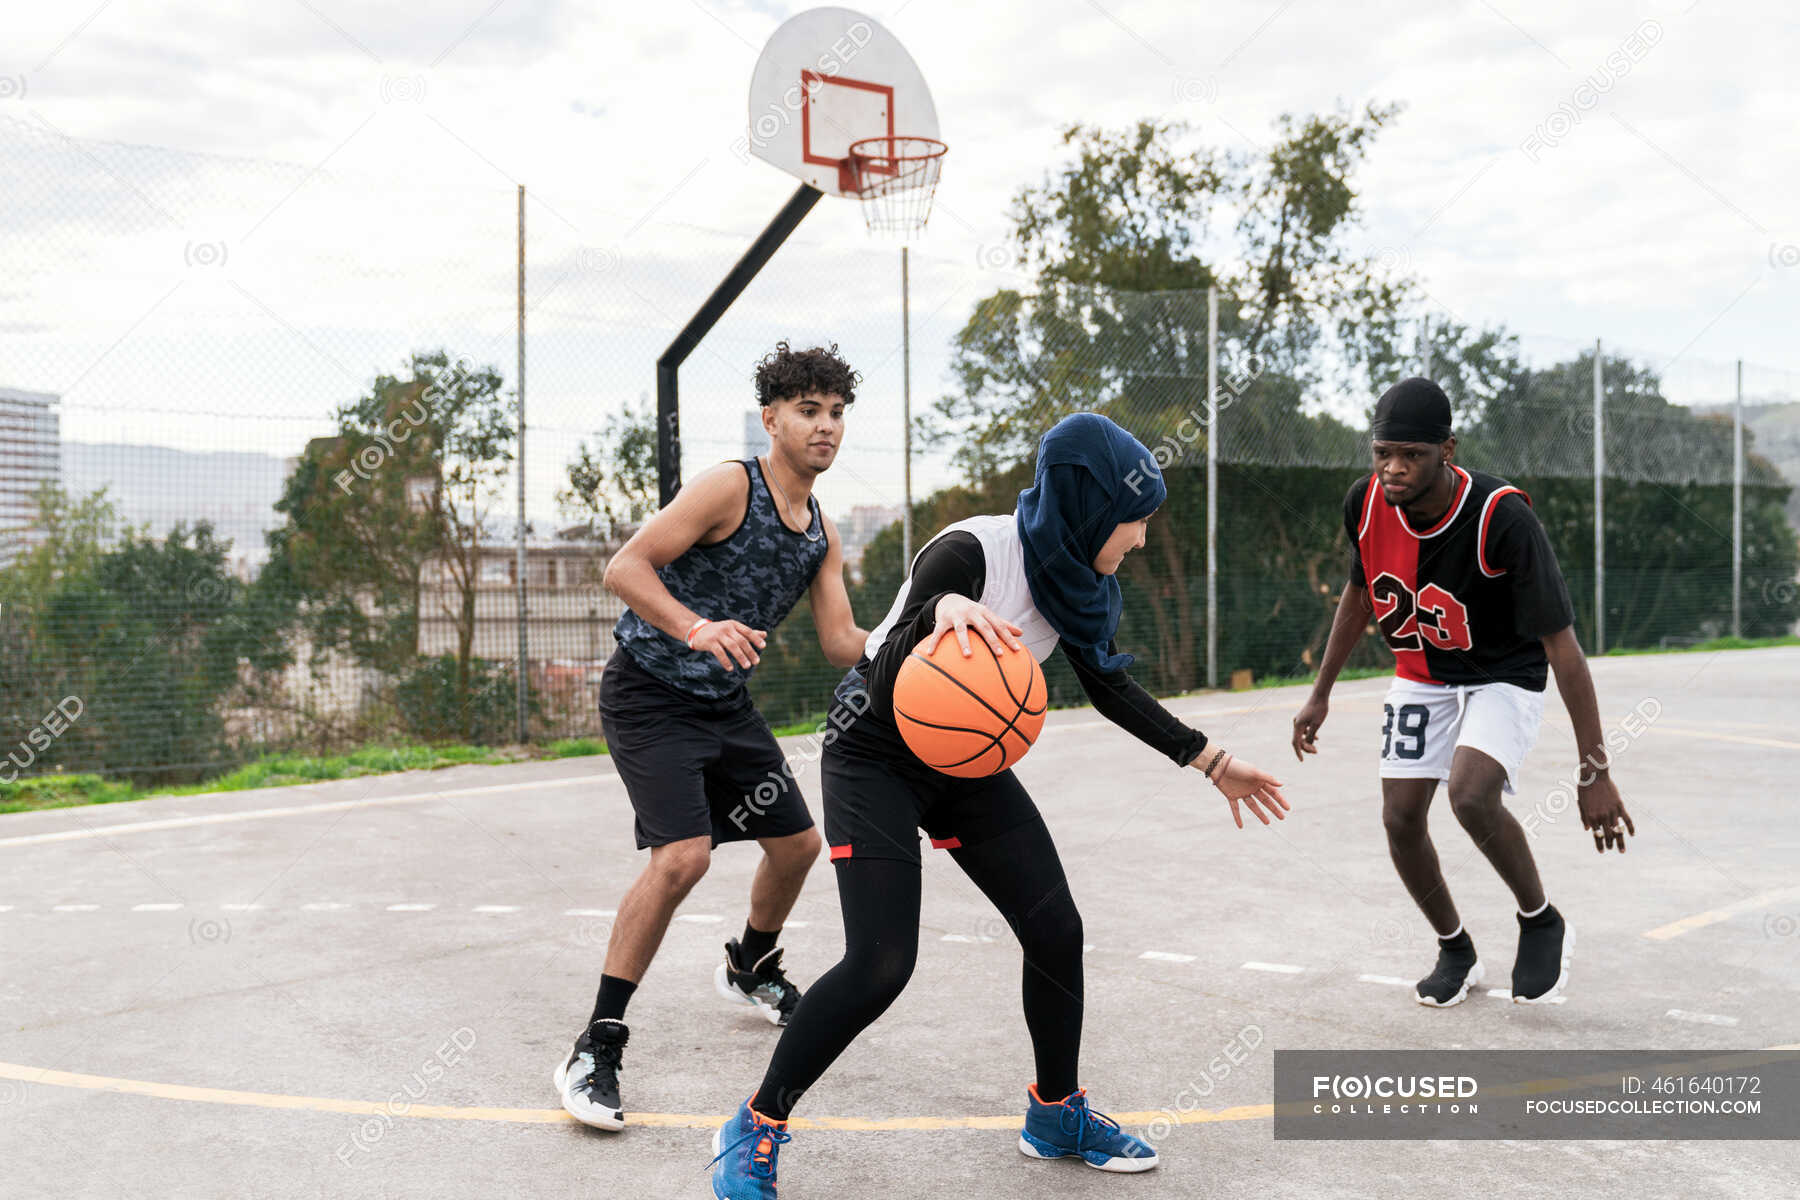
745,6,939,198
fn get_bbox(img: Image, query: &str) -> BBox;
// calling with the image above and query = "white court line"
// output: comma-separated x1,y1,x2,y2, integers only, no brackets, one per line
941,933,993,944
1241,961,1306,974
674,914,722,924
221,903,262,911
1140,950,1196,963
131,903,182,912
386,903,435,912
1666,1009,1740,1027
0,905,12,912
52,904,98,912
0,771,616,850
472,905,520,914
1358,974,1414,988
302,902,349,912
787,920,810,928
564,908,615,917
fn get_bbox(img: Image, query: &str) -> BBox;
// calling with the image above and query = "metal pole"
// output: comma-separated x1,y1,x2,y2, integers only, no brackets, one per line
1733,358,1744,638
902,246,913,566
515,184,529,743
1206,284,1219,690
656,183,824,505
1592,338,1605,656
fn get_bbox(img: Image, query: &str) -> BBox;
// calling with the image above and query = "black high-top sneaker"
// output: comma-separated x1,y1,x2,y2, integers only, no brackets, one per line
714,939,802,1026
1415,929,1485,1007
1512,905,1574,1004
552,1018,628,1129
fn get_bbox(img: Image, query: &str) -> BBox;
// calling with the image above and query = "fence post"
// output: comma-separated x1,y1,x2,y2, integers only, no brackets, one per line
902,246,913,567
1206,284,1219,690
1733,358,1743,638
515,184,529,743
1592,338,1604,656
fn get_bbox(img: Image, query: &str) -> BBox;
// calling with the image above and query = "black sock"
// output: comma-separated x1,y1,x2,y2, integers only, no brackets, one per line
1438,928,1475,956
591,974,636,1025
740,921,779,965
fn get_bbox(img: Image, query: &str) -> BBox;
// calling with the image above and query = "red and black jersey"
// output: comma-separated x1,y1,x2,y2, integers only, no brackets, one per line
1345,467,1574,691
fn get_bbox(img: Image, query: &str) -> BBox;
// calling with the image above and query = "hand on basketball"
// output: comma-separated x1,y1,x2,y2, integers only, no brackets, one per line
691,618,767,671
1195,750,1290,828
1577,772,1634,854
1290,696,1329,761
922,595,1024,659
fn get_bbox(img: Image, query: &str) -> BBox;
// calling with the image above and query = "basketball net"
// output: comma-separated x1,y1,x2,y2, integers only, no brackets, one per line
845,136,947,237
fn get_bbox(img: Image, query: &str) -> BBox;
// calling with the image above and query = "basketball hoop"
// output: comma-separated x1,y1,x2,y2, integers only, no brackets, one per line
844,136,947,236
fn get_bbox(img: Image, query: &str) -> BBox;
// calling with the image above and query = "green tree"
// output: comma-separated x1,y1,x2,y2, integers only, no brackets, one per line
265,350,515,717
560,395,659,590
0,483,133,606
28,522,276,782
924,106,1412,481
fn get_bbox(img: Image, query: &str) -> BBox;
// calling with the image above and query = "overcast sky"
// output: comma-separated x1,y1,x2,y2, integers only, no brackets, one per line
2,0,1792,523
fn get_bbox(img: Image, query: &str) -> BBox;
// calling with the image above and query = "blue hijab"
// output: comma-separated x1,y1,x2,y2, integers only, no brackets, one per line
1015,413,1166,673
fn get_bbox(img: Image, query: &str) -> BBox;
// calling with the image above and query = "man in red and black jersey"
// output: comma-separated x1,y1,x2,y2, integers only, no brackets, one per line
1291,378,1634,1007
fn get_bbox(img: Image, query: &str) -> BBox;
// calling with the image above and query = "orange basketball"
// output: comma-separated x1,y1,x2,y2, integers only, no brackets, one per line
892,634,1047,777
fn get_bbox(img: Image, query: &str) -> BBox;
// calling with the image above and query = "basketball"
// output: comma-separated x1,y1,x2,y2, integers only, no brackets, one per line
892,635,1047,777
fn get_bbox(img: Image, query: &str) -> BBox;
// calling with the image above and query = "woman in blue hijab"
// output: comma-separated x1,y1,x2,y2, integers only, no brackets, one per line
711,414,1288,1197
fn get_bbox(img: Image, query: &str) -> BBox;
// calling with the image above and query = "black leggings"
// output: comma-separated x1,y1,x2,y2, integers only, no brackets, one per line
754,817,1084,1120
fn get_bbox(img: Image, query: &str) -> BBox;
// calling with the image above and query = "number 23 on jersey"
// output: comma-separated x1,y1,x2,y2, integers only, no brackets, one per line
1369,572,1473,652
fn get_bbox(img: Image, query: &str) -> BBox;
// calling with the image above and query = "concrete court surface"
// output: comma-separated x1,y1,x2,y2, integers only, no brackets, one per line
2,646,1797,1199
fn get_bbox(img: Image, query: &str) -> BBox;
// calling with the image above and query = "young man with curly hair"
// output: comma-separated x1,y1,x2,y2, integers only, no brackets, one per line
554,343,870,1131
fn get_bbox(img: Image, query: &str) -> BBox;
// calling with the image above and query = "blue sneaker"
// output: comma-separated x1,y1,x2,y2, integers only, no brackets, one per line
1019,1085,1159,1172
709,1096,791,1199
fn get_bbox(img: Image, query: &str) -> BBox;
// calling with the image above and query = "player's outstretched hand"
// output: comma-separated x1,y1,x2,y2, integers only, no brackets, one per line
1578,772,1634,854
1195,750,1290,828
921,594,1025,658
1291,696,1329,761
691,619,767,671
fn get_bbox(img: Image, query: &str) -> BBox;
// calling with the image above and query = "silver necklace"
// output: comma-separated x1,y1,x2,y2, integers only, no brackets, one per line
760,455,823,542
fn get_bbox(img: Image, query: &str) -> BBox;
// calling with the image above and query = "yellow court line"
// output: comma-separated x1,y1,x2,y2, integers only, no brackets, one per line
0,1061,1269,1130
1642,884,1800,941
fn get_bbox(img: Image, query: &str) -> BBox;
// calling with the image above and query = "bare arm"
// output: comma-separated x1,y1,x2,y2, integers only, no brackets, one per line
809,513,869,669
1291,582,1373,759
601,463,766,671
1543,625,1635,852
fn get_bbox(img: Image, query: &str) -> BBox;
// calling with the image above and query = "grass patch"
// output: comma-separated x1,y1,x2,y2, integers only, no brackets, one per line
545,737,608,758
1600,633,1800,657
0,773,138,815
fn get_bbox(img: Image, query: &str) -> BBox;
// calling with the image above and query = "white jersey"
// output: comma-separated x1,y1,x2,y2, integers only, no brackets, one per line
861,514,1062,665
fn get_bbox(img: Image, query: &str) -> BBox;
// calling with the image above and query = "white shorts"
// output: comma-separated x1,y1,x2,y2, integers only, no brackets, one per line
1378,678,1546,795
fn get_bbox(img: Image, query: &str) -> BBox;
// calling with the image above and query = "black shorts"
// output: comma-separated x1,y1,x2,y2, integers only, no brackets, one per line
598,648,814,850
821,701,1042,867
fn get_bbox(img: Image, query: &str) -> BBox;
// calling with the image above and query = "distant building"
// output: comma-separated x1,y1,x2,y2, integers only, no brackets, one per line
743,410,767,459
837,503,904,579
0,387,60,568
418,539,626,734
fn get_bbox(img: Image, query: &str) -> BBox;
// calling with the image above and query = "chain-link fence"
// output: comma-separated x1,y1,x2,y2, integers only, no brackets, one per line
2,117,1794,784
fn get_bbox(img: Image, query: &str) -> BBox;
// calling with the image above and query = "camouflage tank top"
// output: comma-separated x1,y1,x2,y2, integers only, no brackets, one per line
613,458,829,700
